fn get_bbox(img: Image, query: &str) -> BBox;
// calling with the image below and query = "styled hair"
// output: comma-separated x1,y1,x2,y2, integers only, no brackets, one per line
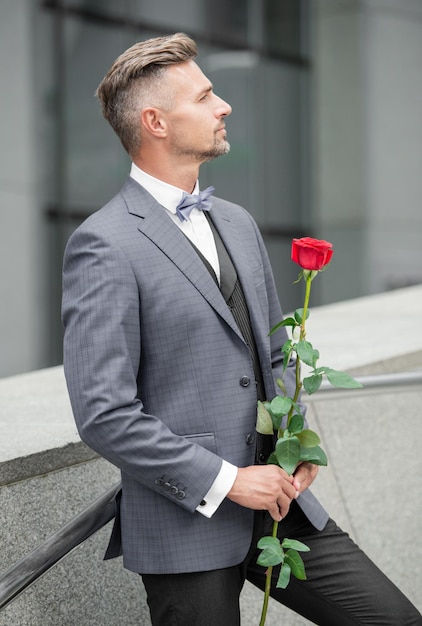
96,32,198,155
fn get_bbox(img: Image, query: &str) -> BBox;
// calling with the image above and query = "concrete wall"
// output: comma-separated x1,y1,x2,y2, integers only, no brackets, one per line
313,0,422,302
1,286,422,625
0,0,49,377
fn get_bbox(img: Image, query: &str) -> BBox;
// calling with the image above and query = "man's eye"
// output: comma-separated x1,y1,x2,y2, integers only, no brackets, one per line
199,90,213,101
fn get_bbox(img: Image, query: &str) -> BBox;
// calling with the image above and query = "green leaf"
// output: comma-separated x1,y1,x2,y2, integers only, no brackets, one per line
257,536,280,549
325,368,363,389
297,429,321,448
269,318,297,335
294,308,310,324
296,340,320,368
276,376,287,394
256,401,274,435
284,550,307,580
275,437,301,475
281,340,294,374
281,538,310,552
288,414,304,434
270,413,283,431
293,270,303,285
257,551,284,568
281,339,293,353
276,562,292,589
291,400,302,415
300,445,328,466
270,395,293,417
266,451,278,465
303,373,323,395
256,536,284,567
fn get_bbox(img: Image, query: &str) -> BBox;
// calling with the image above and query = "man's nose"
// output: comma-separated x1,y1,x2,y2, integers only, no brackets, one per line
215,94,232,117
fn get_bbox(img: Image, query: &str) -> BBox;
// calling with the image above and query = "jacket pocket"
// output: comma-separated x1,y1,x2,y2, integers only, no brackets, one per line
183,432,217,454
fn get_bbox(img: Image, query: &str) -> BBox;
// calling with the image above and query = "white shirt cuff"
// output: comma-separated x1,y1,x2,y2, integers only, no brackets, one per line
196,460,238,518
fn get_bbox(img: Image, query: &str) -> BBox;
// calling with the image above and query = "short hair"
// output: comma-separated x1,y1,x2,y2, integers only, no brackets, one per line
96,32,198,156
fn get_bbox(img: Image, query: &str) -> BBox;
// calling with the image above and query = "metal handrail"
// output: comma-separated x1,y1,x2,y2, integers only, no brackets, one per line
0,482,120,610
314,369,422,393
0,370,420,611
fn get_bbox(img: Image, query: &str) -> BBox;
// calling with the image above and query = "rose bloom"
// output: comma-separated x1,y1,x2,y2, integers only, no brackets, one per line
291,237,333,271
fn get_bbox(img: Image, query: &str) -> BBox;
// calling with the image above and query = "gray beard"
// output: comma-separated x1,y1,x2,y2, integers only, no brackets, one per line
175,140,231,163
200,141,231,162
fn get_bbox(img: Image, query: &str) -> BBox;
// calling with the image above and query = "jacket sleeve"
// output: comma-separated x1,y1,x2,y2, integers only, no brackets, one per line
62,225,223,513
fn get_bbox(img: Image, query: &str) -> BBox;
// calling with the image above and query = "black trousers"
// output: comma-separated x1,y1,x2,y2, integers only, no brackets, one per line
141,501,422,626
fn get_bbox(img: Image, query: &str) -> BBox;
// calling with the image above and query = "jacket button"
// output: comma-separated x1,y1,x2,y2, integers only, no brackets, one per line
240,376,250,387
163,482,172,491
177,490,186,500
246,433,255,445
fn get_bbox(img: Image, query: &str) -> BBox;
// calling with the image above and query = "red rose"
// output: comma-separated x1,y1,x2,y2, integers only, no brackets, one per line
291,237,333,271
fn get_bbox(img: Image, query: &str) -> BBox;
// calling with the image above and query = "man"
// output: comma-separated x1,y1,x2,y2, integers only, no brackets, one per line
62,33,421,625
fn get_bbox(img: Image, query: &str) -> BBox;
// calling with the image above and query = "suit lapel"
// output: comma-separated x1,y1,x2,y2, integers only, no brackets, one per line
121,178,244,342
208,205,271,364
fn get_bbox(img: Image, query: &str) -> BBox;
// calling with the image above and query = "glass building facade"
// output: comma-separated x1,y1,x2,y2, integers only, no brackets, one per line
2,0,422,378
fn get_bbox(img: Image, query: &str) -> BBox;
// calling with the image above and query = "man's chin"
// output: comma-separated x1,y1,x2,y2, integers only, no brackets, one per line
220,141,231,155
201,141,231,162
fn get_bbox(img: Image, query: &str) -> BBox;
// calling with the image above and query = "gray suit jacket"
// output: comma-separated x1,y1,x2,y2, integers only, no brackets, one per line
62,177,328,575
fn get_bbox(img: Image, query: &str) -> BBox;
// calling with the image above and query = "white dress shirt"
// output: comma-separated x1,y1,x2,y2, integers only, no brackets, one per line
130,163,220,281
130,163,238,517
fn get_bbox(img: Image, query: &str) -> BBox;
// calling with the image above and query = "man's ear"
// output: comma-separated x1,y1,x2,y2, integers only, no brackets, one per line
141,107,168,138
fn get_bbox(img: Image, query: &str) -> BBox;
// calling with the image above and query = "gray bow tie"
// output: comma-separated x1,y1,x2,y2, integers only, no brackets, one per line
175,186,215,222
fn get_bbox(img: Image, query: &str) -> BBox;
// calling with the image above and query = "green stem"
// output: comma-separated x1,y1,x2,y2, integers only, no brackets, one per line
285,358,302,431
260,272,315,625
300,274,312,341
285,275,312,430
259,520,279,626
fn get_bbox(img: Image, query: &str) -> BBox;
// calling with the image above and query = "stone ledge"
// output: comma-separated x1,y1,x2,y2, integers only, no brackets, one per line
0,442,98,487
0,366,76,465
303,284,422,372
1,285,421,488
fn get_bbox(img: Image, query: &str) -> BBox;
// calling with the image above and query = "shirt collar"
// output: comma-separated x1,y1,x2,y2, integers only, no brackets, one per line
130,162,199,214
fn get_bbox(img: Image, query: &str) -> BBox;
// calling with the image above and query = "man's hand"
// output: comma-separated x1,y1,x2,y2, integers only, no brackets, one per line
227,465,301,521
293,462,319,494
